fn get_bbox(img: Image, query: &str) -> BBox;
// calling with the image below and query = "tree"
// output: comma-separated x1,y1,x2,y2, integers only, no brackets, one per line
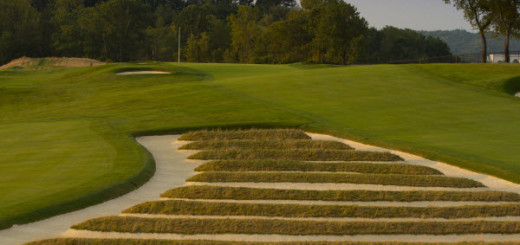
444,0,493,63
0,0,41,64
51,0,85,57
186,32,210,62
228,6,261,63
490,0,520,63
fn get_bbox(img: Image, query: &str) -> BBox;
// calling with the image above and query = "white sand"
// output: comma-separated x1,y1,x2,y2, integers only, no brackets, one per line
307,133,520,194
116,71,170,75
61,229,520,243
516,92,520,97
0,135,199,245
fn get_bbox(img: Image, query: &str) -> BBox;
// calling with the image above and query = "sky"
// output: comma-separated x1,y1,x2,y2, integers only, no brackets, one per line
344,0,475,32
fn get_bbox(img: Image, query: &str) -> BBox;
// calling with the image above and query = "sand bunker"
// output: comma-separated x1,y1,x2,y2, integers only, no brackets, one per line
0,57,104,70
515,92,520,97
116,71,170,75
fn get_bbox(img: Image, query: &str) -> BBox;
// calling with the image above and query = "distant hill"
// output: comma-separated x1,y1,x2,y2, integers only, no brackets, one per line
420,29,520,55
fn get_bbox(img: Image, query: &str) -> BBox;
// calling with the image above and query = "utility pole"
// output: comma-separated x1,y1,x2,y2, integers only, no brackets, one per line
178,27,181,63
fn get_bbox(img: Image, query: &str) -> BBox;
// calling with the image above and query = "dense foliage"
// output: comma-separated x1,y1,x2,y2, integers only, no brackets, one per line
0,0,452,65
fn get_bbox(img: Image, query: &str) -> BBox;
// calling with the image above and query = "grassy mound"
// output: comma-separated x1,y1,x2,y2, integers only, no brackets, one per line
179,129,311,141
189,149,403,161
72,216,520,235
179,140,352,150
124,200,520,219
26,238,520,245
187,172,485,188
162,186,520,202
195,160,442,175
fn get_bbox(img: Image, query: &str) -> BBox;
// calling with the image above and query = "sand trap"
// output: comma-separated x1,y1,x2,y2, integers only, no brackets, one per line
515,92,520,97
61,229,520,243
116,71,171,75
0,135,199,245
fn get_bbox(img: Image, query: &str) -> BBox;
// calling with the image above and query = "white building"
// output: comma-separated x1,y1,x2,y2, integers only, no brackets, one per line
488,52,520,63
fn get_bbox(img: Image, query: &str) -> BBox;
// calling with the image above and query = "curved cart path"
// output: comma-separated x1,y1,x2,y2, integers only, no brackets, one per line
0,135,198,245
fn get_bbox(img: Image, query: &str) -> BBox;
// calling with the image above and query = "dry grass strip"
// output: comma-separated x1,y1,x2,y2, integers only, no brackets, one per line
195,160,442,175
179,140,352,150
25,238,520,245
161,186,520,202
188,149,403,162
72,216,520,235
123,200,520,219
186,173,485,188
178,129,311,141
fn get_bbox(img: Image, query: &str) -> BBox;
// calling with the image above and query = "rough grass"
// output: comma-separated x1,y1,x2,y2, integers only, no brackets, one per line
124,200,520,219
178,129,311,141
25,238,520,245
179,139,352,150
187,172,485,188
188,149,403,161
195,160,443,175
72,216,520,235
162,186,520,202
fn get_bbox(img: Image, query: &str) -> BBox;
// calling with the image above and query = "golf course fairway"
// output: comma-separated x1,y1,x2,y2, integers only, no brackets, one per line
0,62,519,229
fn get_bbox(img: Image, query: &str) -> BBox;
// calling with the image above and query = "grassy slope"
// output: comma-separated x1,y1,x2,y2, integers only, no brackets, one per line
1,62,520,228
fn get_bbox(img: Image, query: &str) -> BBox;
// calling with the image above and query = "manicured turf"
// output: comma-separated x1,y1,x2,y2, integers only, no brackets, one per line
179,139,352,150
25,238,520,245
188,149,403,161
3,62,520,228
162,186,520,202
124,199,520,219
195,160,443,175
72,216,520,235
187,172,485,188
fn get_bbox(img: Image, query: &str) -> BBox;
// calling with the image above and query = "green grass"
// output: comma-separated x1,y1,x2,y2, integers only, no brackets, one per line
178,129,311,141
123,199,520,219
187,172,485,188
3,62,520,229
195,160,443,175
72,216,520,235
188,149,403,161
162,186,520,202
25,238,520,245
179,139,352,150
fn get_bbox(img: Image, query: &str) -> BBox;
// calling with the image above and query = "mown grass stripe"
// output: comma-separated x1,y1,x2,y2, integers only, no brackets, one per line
188,149,403,161
179,140,353,150
161,186,520,202
187,173,485,188
123,200,520,219
72,216,520,235
195,160,442,175
25,238,520,245
178,129,311,141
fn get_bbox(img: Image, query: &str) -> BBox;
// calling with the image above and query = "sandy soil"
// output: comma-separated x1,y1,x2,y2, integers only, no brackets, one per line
61,229,520,243
116,71,171,75
0,135,199,245
307,133,520,194
0,57,104,69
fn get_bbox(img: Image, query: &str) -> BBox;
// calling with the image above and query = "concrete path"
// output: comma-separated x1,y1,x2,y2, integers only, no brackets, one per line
0,135,198,245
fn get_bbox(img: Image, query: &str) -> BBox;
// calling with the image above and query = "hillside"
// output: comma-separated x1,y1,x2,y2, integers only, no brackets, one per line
421,29,520,55
1,63,520,230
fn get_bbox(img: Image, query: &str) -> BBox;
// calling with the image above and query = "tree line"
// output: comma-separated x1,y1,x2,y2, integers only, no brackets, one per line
0,0,451,65
445,0,520,63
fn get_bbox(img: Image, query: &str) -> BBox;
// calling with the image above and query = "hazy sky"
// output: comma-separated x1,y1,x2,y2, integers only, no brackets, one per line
344,0,475,32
